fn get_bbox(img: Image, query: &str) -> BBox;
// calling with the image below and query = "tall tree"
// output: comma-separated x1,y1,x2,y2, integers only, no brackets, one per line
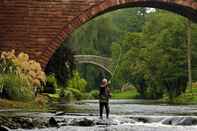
187,19,192,92
45,43,75,86
112,10,190,99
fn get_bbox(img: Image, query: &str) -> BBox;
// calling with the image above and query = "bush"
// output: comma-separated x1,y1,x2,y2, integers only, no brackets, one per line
0,74,34,101
90,90,99,99
0,50,47,99
67,71,87,92
67,88,83,100
0,50,46,89
145,85,163,99
43,74,57,94
59,89,74,102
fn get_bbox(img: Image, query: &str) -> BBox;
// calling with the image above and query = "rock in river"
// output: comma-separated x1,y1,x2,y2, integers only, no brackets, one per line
162,117,197,126
69,118,95,126
48,117,59,127
0,126,9,131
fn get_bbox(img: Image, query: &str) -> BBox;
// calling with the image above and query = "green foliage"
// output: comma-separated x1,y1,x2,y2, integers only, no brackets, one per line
0,74,34,101
67,8,146,90
112,10,191,100
69,14,119,56
0,52,43,101
59,71,87,101
67,88,83,100
88,90,99,99
112,88,138,99
60,89,74,102
51,8,197,102
45,45,75,86
0,59,17,74
43,74,58,94
67,71,87,92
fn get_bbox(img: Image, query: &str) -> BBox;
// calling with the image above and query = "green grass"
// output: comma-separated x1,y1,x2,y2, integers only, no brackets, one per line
0,94,48,111
112,88,138,99
177,87,197,103
111,86,197,104
161,86,197,104
48,93,59,101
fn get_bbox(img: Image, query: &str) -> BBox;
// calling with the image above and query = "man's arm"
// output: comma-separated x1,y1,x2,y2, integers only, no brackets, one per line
107,87,112,98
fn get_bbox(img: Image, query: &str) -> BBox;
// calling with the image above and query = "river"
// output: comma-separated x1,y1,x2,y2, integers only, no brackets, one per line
1,99,197,131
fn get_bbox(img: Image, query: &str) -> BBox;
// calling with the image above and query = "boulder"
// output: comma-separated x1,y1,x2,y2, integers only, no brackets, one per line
162,117,197,126
48,117,58,127
69,118,94,126
0,126,9,131
175,117,197,126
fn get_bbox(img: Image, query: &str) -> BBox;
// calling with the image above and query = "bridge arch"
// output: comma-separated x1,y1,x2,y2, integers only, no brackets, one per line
74,55,113,75
76,61,112,75
43,0,197,68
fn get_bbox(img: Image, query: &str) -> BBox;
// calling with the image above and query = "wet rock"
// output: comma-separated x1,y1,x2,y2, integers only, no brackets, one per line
12,117,34,129
0,116,21,129
95,118,119,125
130,117,149,123
49,117,59,127
119,117,136,124
32,117,48,128
69,118,94,126
0,126,9,131
174,117,197,126
22,118,34,129
161,117,173,125
162,117,182,125
95,120,111,125
0,115,53,129
162,117,197,126
55,112,66,116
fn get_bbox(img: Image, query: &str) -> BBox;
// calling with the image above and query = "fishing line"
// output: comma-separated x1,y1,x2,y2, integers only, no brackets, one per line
109,44,122,84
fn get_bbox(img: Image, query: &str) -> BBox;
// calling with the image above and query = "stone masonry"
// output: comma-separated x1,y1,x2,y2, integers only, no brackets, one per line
0,0,196,68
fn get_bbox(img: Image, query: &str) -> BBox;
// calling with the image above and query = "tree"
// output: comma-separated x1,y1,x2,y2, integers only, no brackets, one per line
67,8,147,90
111,10,190,100
187,19,192,92
45,43,75,86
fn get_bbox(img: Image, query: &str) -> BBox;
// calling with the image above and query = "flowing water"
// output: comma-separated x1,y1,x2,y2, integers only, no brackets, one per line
1,99,197,131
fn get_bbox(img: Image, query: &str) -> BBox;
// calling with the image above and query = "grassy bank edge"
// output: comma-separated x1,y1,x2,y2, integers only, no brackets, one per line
0,94,49,111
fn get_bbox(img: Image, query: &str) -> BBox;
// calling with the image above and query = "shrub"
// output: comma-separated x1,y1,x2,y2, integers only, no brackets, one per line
0,59,16,74
67,71,87,92
145,85,163,99
0,50,46,89
65,71,87,100
89,90,99,99
0,74,34,101
59,89,74,102
67,88,83,100
43,74,57,94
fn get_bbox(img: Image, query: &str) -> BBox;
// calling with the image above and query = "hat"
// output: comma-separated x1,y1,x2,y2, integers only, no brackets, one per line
101,78,108,87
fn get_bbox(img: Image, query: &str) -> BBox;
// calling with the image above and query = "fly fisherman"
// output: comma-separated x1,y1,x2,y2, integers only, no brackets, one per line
99,78,112,119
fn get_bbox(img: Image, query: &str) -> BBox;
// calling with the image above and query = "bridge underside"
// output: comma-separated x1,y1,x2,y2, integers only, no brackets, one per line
74,55,113,75
0,0,196,68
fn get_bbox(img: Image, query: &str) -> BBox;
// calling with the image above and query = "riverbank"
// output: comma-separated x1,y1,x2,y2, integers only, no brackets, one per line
112,88,138,99
0,94,48,111
162,87,197,105
111,87,197,105
1,87,197,110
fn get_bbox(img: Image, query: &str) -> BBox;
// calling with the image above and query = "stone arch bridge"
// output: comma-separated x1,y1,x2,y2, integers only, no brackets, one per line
0,0,196,68
74,55,113,75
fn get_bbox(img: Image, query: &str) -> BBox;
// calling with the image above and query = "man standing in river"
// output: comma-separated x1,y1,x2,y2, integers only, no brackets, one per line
99,78,112,119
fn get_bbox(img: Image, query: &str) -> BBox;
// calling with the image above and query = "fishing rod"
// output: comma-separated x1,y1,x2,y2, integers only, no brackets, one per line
108,44,122,85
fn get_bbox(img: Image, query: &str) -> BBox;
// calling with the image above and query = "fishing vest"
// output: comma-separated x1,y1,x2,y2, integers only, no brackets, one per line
99,86,110,103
